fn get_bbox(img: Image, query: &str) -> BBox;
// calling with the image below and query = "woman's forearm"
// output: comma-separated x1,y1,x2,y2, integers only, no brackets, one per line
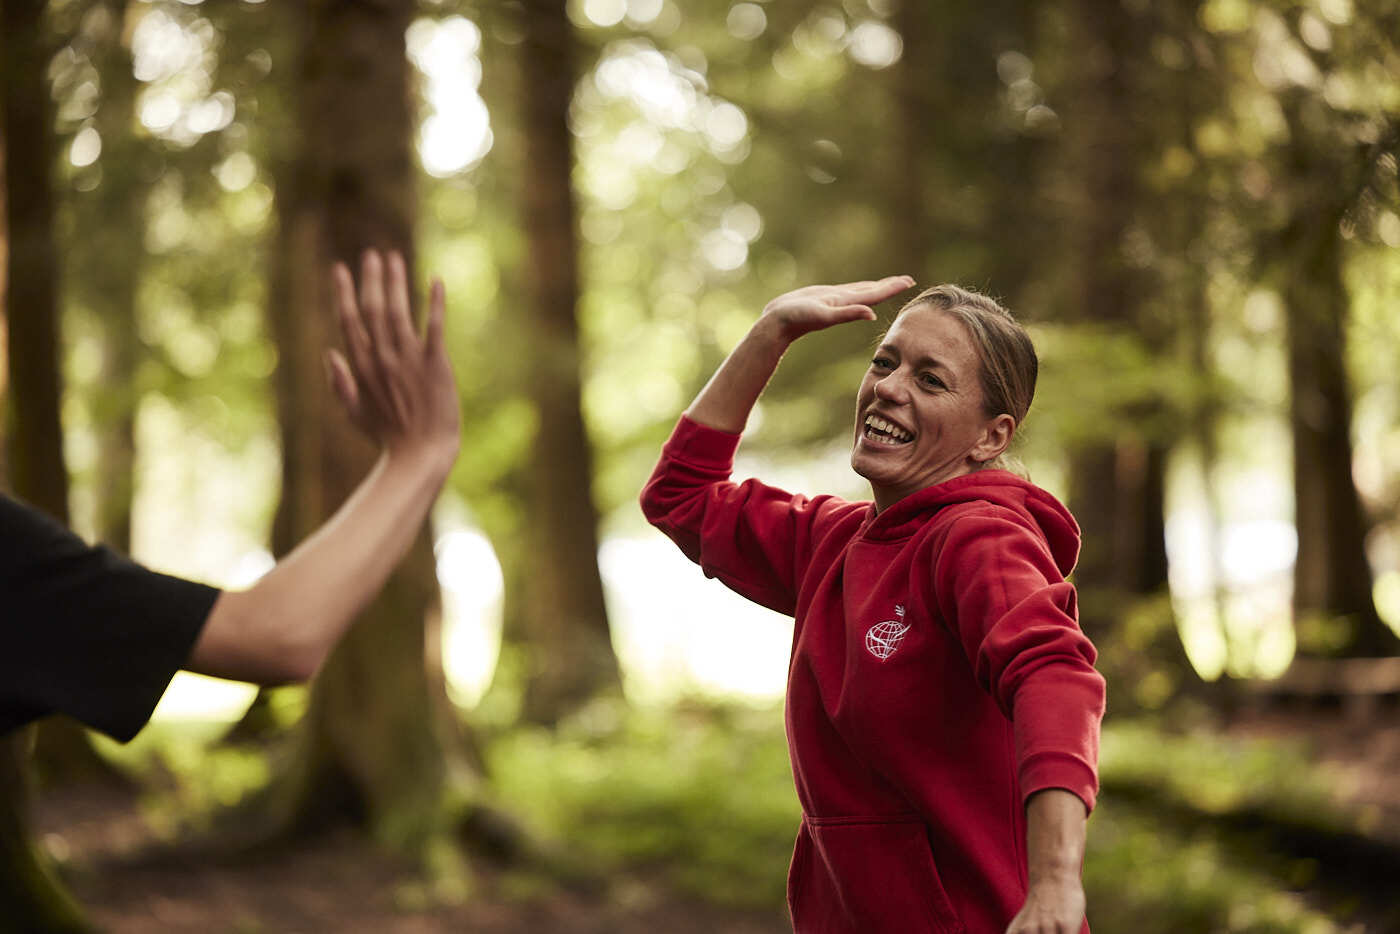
189,446,453,684
1007,787,1088,932
1026,788,1086,884
685,314,792,434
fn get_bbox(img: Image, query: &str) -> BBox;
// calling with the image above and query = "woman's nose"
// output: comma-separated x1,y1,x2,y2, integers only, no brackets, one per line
873,372,908,403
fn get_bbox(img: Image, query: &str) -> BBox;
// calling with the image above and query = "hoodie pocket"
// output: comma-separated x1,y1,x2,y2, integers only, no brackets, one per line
789,815,965,934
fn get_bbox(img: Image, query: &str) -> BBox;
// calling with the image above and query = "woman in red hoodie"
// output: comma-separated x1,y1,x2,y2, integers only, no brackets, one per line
640,277,1105,934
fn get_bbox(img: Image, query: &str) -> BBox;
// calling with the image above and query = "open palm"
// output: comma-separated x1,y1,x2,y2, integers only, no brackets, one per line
761,275,916,341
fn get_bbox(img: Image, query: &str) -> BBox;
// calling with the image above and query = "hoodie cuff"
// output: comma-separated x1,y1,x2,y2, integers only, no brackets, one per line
1020,752,1098,814
662,415,743,469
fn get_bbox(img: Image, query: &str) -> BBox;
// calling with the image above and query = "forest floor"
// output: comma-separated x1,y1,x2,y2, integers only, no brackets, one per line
36,783,790,934
1224,705,1400,844
30,705,1400,934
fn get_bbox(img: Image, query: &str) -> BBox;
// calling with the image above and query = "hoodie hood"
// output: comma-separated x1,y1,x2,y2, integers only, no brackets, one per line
857,469,1080,576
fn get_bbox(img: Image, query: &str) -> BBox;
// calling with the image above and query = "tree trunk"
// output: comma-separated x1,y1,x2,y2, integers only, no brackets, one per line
0,734,90,933
1058,0,1201,710
85,0,142,554
1062,0,1145,639
0,1,93,925
28,0,145,794
1279,97,1396,658
252,0,484,855
514,0,621,726
2,0,68,522
1,113,8,489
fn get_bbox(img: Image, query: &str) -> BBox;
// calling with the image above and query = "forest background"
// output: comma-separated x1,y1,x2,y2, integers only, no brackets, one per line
2,0,1399,930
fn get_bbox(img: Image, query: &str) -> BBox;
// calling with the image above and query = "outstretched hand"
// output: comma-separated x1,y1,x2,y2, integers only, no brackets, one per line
760,275,916,343
327,249,460,469
1005,879,1086,934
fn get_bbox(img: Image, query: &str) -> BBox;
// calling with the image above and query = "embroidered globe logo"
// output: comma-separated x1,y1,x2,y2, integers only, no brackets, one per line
865,619,911,660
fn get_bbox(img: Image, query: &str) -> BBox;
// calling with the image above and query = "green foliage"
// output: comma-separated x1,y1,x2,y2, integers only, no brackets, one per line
91,719,272,839
1090,721,1370,932
1085,803,1345,933
486,701,799,908
483,707,1373,926
65,710,1400,928
1100,721,1338,821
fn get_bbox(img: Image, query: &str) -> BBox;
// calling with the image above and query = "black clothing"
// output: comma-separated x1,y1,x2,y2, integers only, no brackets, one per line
1,494,218,741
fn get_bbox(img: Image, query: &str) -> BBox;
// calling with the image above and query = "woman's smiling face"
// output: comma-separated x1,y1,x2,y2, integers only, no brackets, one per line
850,305,1011,511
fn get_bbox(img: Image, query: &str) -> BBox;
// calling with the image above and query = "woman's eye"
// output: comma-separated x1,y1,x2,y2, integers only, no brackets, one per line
870,356,893,370
919,373,944,389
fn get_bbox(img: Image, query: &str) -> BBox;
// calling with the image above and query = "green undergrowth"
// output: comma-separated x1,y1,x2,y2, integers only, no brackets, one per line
80,708,1383,929
485,699,799,909
487,709,1375,929
1085,801,1347,933
1098,720,1341,824
91,719,272,839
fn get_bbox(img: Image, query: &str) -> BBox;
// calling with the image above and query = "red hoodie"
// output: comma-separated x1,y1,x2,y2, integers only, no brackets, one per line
641,417,1105,934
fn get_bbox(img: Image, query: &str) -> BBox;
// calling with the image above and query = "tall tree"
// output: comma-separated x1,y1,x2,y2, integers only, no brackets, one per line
252,0,484,854
78,0,143,553
1228,1,1400,659
1275,91,1398,658
2,0,68,521
0,2,93,926
22,0,148,795
1050,0,1201,709
510,0,622,725
1,39,8,491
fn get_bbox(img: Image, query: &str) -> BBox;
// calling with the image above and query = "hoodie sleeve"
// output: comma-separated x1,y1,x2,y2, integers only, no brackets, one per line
640,416,846,617
932,508,1105,812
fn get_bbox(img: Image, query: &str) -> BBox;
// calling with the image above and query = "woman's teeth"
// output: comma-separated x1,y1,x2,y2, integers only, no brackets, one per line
863,414,912,445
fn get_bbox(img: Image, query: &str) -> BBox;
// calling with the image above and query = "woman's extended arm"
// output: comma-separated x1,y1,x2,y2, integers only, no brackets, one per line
186,249,460,684
685,276,914,433
1005,789,1088,933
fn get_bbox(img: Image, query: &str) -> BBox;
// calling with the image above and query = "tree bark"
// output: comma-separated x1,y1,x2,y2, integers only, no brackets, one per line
0,734,90,933
1278,96,1396,658
24,0,145,796
1058,0,1202,710
84,0,142,554
2,0,68,522
1,110,8,489
1062,0,1147,632
514,0,621,726
252,0,484,854
0,1,93,926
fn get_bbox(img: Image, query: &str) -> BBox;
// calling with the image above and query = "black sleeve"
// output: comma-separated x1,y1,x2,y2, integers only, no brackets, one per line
1,494,220,741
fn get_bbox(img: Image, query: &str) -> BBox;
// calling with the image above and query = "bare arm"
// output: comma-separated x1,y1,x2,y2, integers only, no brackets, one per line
1005,788,1088,934
187,250,460,683
685,276,915,433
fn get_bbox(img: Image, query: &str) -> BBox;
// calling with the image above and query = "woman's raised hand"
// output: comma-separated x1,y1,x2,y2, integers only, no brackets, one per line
760,275,915,343
681,274,916,434
327,249,460,472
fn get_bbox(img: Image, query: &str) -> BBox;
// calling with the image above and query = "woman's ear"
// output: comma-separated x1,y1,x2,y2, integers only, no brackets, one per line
970,414,1016,464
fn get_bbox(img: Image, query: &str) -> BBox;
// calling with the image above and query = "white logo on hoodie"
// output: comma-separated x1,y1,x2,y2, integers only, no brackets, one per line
865,605,910,660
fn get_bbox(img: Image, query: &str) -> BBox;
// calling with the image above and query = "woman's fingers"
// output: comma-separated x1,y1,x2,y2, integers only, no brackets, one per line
359,251,396,368
333,264,369,347
333,260,391,414
840,275,915,303
385,251,420,353
831,304,878,322
323,350,362,423
424,278,446,360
